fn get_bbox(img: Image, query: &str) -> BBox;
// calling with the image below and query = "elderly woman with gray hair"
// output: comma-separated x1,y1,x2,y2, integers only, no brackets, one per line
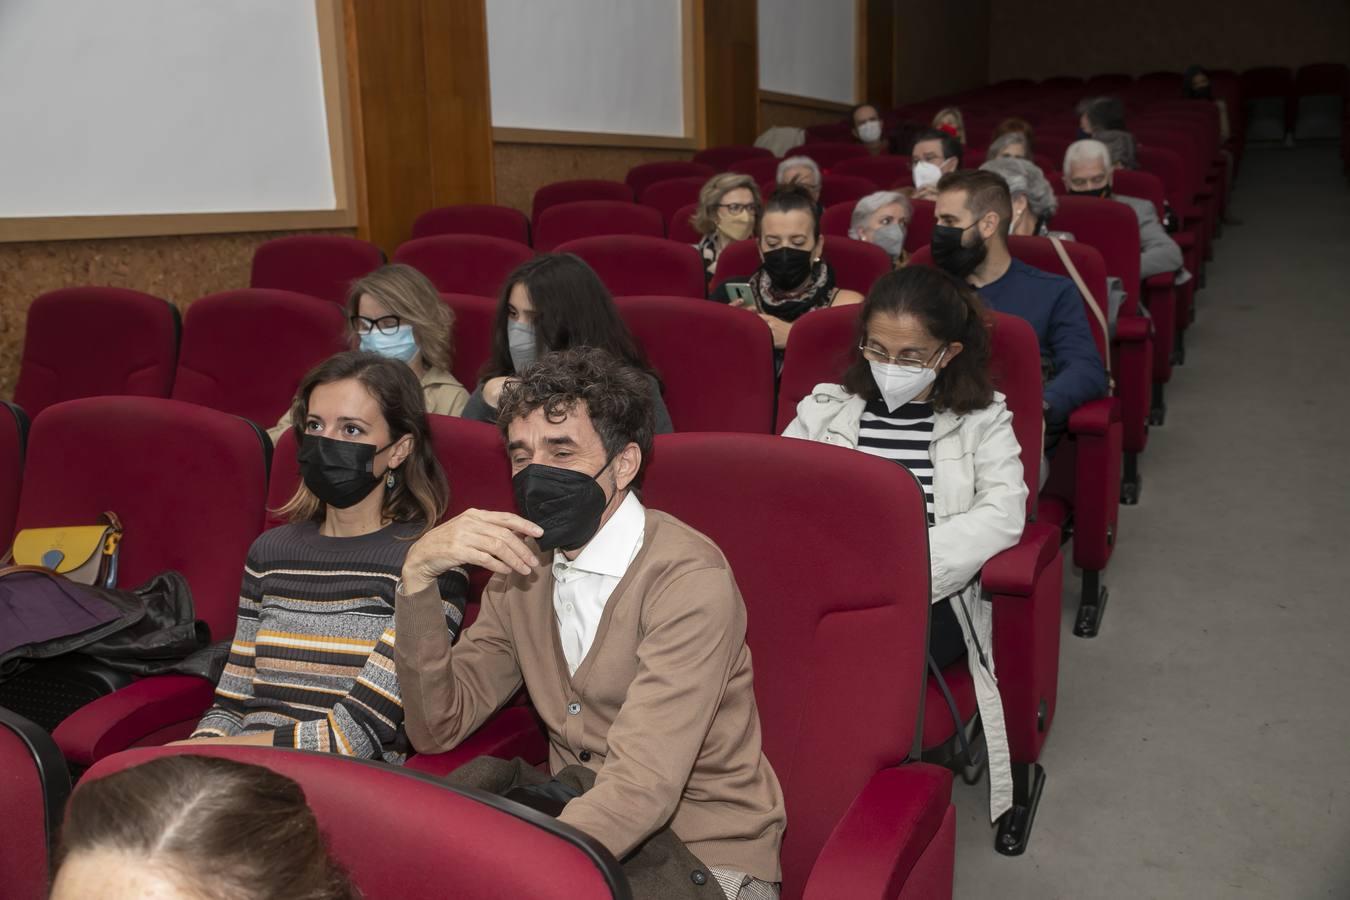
987,131,1031,161
848,190,913,267
979,156,1066,239
776,155,822,204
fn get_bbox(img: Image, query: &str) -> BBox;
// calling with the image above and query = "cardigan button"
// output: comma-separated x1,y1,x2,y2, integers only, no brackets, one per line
567,702,581,716
579,750,592,762
690,869,708,886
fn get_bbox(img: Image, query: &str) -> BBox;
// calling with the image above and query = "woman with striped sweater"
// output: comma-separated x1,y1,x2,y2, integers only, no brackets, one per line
180,351,467,763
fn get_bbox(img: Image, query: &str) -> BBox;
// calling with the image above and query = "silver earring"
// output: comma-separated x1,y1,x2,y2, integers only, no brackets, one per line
386,470,396,489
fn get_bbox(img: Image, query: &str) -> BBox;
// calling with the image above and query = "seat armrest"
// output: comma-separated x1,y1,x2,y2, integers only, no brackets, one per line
403,705,548,777
1066,397,1120,437
52,675,216,767
982,522,1062,596
1115,315,1150,344
1144,272,1176,290
804,763,953,900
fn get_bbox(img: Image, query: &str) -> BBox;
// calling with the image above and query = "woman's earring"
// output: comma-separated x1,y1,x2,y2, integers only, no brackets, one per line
386,470,396,490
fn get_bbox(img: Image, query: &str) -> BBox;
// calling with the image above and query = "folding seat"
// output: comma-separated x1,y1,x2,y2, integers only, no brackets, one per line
83,744,627,900
170,289,349,427
819,173,880,208
553,235,706,299
726,155,781,183
439,293,497,391
906,198,937,254
1242,66,1296,140
1137,111,1229,227
636,176,709,229
393,235,536,297
531,179,633,223
801,120,855,143
783,141,871,170
1293,63,1348,141
665,202,701,243
692,144,773,169
614,296,775,433
1085,74,1133,92
1135,71,1182,93
624,160,715,197
710,236,891,297
0,708,71,900
411,204,531,246
249,235,385,306
8,398,270,766
1031,152,1059,174
820,201,855,237
829,154,913,189
0,401,28,555
532,200,664,253
1112,168,1199,357
1137,143,1212,280
14,287,180,420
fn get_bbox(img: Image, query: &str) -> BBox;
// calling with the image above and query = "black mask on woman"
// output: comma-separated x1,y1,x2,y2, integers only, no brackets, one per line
761,247,814,291
512,458,614,552
297,434,396,509
930,222,987,279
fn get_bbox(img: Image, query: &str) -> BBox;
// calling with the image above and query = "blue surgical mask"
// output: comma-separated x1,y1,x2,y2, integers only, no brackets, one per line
360,324,419,363
508,320,537,373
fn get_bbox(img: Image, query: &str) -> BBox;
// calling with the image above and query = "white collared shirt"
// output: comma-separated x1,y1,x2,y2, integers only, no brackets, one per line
551,491,645,676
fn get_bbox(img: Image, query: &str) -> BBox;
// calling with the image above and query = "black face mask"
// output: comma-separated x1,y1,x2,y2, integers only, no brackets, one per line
1068,185,1112,199
512,458,614,552
930,222,987,279
297,435,396,509
1075,127,1091,140
761,247,814,291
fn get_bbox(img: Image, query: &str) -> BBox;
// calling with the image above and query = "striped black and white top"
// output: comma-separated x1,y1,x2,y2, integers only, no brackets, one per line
857,397,937,525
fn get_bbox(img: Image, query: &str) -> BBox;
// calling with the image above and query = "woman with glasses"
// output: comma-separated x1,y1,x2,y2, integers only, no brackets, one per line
690,172,762,283
783,266,1026,818
266,264,468,443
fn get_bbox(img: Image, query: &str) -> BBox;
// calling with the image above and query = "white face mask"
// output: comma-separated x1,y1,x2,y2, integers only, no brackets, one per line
858,120,883,144
870,352,945,412
912,160,944,190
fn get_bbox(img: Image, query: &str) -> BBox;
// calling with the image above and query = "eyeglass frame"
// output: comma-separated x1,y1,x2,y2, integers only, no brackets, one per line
715,201,759,216
350,314,403,336
857,342,948,369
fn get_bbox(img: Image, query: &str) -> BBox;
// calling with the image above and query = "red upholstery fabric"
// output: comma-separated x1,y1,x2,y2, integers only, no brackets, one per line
0,402,27,554
821,201,854,237
987,312,1045,514
170,289,348,426
532,179,632,222
710,238,890,300
615,296,776,433
922,663,976,749
624,160,714,196
775,304,855,432
1084,74,1133,92
533,201,664,252
440,292,497,390
249,235,384,306
820,173,880,208
726,156,780,183
53,674,216,768
906,198,936,254
895,805,956,900
692,144,774,169
636,177,708,228
802,121,855,142
642,434,935,898
666,202,701,243
411,204,531,245
404,705,548,777
553,236,706,299
85,745,626,900
14,397,268,644
1295,63,1348,99
393,235,536,298
14,287,179,420
1052,196,1141,311
830,154,913,189
784,142,872,169
0,709,69,900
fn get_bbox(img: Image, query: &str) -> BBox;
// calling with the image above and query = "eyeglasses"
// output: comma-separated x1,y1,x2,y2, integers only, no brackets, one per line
859,343,947,368
350,314,402,335
717,202,758,215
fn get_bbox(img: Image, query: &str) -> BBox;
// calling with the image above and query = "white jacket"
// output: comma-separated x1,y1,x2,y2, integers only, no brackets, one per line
783,383,1028,821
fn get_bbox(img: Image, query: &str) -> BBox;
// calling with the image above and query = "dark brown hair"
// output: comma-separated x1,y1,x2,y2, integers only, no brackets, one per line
345,264,453,374
761,183,821,237
497,347,655,486
936,169,1014,238
842,266,994,414
55,754,358,900
992,116,1036,151
278,350,448,533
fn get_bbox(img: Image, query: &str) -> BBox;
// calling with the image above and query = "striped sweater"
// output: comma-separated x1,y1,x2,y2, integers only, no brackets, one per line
192,520,466,764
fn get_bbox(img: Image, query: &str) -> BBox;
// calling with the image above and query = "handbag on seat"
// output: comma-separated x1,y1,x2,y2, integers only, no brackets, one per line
9,511,123,588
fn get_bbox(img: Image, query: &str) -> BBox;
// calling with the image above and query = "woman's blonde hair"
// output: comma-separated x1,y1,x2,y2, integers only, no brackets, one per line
691,172,762,236
347,264,454,374
932,106,967,143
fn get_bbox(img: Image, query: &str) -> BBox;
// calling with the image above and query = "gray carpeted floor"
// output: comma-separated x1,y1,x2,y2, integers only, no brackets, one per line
950,145,1350,900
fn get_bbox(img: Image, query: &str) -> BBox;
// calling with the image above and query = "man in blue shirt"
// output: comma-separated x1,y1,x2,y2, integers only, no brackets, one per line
932,170,1107,446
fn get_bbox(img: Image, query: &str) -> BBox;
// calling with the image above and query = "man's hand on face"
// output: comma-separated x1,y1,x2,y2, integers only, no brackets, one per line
401,509,545,594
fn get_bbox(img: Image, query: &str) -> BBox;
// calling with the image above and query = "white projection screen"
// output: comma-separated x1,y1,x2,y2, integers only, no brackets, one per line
486,0,688,138
758,0,858,104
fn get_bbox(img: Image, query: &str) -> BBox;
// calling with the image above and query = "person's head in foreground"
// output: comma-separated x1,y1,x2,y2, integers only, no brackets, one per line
849,190,913,263
980,156,1059,237
775,155,822,202
933,169,1013,280
51,754,357,900
1063,139,1115,198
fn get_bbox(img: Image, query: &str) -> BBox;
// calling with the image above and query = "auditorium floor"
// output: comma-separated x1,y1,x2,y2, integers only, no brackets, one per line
950,145,1350,899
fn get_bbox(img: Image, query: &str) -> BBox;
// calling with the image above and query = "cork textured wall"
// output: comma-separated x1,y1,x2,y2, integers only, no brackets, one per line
493,142,693,213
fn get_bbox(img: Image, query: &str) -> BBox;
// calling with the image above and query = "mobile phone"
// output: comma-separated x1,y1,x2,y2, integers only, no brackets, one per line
725,282,760,311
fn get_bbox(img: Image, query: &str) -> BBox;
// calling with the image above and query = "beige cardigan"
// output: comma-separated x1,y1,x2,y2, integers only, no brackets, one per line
394,508,786,880
266,366,468,443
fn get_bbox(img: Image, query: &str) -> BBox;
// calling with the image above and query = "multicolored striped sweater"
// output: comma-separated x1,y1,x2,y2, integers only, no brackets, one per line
191,520,466,764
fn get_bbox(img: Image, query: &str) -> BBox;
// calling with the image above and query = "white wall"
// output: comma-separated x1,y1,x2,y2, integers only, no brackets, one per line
758,0,857,104
485,0,685,137
0,0,336,218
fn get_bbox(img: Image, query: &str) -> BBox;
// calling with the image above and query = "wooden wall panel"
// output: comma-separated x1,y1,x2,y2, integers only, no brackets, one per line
699,0,760,146
863,0,895,110
758,96,851,132
893,0,990,105
423,0,495,203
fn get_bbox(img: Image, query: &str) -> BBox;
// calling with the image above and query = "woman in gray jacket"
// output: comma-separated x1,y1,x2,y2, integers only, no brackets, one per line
783,265,1027,824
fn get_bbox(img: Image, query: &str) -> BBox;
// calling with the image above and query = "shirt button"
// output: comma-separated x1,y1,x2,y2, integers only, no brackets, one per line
579,750,592,762
567,702,581,716
690,869,708,886
565,603,573,612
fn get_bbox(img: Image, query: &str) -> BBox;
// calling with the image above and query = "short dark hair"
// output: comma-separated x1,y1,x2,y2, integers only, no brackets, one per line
1077,96,1127,132
497,347,655,486
850,102,879,125
481,254,655,383
762,183,821,237
842,266,994,414
910,127,964,167
936,169,1013,238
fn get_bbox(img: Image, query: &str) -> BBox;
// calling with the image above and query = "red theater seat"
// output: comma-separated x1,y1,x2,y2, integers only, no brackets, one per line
439,292,497,391
692,144,774,169
624,160,714,196
906,198,936,255
636,176,709,229
554,235,706,299
14,287,179,420
710,236,891,297
726,156,781,183
830,154,913,188
0,402,28,555
666,202,701,243
532,180,633,223
0,708,71,900
411,204,531,246
249,235,385,306
821,201,855,237
1113,168,1199,353
784,142,871,169
170,289,348,427
819,173,880,207
393,235,535,298
532,201,664,253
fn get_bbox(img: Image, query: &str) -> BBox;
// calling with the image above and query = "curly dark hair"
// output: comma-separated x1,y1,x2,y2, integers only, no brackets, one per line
496,347,656,486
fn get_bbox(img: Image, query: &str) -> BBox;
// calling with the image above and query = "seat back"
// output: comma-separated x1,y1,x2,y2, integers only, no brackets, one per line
829,154,913,189
1047,195,1142,312
642,434,930,896
0,402,29,554
1136,145,1193,215
393,235,536,298
692,145,773,169
986,312,1045,512
440,293,498,391
666,203,701,244
411,204,531,246
636,177,709,230
820,201,855,237
783,142,871,169
624,161,715,196
819,173,879,208
14,287,179,420
906,198,937,254
83,745,628,900
171,289,349,426
1004,236,1111,363
725,156,780,183
249,235,385,306
710,237,890,297
554,236,706,299
533,180,634,223
1112,169,1168,220
0,708,71,900
533,201,664,253
615,296,775,433
776,304,858,432
14,398,269,643
1085,73,1133,92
